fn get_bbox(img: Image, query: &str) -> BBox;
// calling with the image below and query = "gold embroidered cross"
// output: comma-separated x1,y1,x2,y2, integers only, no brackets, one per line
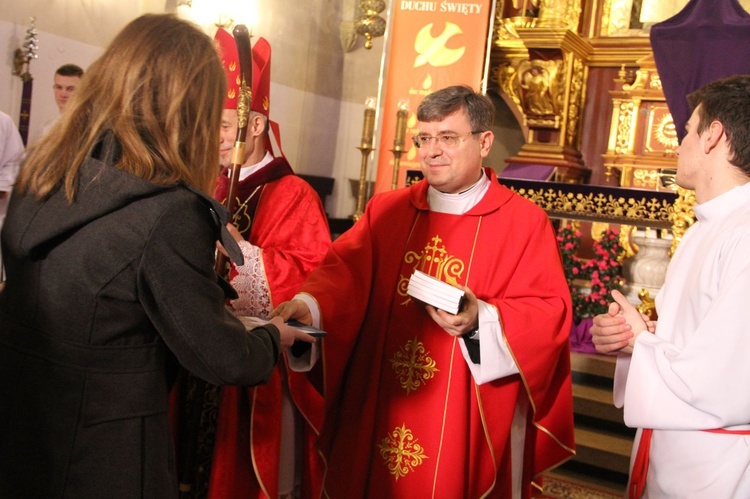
398,235,465,305
390,338,438,394
378,424,428,480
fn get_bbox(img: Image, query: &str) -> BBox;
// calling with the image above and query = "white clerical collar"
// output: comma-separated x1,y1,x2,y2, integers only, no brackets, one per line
693,181,750,222
238,151,274,181
427,171,490,215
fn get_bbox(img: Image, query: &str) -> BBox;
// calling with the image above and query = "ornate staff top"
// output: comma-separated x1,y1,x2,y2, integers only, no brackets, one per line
215,24,253,277
12,17,38,82
225,24,253,216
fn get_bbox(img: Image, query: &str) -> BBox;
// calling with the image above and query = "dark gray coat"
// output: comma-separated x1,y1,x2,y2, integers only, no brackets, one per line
0,142,281,498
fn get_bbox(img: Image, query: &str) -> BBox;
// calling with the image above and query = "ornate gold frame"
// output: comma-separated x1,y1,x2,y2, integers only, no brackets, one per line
489,1,698,247
601,55,679,190
498,178,695,256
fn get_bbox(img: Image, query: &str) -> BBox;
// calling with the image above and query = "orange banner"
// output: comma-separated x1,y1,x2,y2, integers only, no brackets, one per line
373,0,494,194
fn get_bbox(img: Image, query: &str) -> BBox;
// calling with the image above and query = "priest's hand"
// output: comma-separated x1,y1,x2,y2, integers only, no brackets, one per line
591,290,651,355
267,316,316,350
270,299,313,327
425,285,478,337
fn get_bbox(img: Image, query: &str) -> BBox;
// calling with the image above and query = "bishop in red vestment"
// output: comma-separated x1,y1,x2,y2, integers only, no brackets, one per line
172,30,330,498
274,85,575,498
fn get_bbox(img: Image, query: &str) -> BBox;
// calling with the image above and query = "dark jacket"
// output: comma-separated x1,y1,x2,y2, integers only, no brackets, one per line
0,140,281,498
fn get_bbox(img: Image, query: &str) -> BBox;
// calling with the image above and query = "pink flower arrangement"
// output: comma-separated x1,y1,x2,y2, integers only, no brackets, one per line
556,223,624,323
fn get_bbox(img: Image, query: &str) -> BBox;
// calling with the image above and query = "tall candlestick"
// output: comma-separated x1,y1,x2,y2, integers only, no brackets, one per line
353,97,377,220
391,99,410,190
394,99,408,148
361,96,376,148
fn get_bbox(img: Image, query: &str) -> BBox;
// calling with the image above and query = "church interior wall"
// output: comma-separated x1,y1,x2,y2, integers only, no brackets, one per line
0,19,103,145
0,0,585,218
0,0,388,218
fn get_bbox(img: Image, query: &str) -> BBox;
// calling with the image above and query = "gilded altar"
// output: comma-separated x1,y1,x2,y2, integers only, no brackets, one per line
489,0,701,254
488,0,709,323
601,55,678,190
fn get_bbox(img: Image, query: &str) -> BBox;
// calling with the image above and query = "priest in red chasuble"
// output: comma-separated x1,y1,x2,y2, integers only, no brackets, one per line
273,85,575,498
174,29,331,498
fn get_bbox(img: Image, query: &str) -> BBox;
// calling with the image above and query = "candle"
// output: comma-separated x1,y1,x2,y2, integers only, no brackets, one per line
393,99,409,149
361,96,377,148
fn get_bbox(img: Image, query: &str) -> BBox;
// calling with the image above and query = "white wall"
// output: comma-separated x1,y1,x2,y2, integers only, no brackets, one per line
0,1,388,218
0,19,103,145
248,0,383,218
0,1,156,47
270,83,383,218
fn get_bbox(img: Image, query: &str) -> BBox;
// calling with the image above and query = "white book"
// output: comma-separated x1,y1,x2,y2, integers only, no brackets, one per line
407,285,463,315
410,270,465,300
406,270,465,314
406,279,461,308
407,284,460,313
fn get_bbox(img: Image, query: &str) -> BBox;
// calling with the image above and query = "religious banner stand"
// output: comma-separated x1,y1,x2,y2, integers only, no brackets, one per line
372,0,495,194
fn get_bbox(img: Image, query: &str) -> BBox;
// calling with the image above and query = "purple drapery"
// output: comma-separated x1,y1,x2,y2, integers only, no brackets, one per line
650,0,750,141
569,317,597,354
499,162,556,181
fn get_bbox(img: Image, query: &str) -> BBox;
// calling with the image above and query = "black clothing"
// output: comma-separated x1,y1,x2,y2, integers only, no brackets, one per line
0,144,280,498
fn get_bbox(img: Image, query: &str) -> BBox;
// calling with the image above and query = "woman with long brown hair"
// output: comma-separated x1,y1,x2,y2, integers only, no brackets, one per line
0,13,313,498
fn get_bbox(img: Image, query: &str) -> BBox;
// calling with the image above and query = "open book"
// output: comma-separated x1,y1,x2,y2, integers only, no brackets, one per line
238,316,327,338
406,269,465,315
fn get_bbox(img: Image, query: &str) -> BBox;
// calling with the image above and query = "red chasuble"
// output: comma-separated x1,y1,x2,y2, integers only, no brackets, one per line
301,168,574,497
209,157,331,499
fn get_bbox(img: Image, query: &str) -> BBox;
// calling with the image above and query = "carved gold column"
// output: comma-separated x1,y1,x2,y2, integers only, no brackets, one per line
668,186,696,257
493,1,590,183
601,54,679,189
538,0,581,29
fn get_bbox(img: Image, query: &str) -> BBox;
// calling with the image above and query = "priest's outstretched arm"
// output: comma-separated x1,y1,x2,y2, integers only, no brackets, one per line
271,295,321,370
274,287,519,384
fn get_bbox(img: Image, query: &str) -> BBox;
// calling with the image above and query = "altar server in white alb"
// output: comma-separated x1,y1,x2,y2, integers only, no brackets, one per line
590,74,750,498
0,111,24,278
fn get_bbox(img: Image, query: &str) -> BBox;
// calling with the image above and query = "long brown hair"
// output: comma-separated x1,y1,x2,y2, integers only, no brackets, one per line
18,14,226,199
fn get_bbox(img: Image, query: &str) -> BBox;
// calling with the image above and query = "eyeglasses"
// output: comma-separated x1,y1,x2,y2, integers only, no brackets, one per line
412,130,482,149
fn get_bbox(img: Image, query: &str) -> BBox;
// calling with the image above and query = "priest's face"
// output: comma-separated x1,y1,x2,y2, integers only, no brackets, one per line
416,109,493,194
219,109,255,167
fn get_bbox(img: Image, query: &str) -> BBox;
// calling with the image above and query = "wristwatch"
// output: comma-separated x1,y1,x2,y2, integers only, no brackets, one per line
465,326,479,341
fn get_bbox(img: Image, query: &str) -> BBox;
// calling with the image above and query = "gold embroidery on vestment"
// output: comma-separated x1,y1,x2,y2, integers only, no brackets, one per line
390,337,439,394
398,235,465,305
378,424,428,480
230,184,263,236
